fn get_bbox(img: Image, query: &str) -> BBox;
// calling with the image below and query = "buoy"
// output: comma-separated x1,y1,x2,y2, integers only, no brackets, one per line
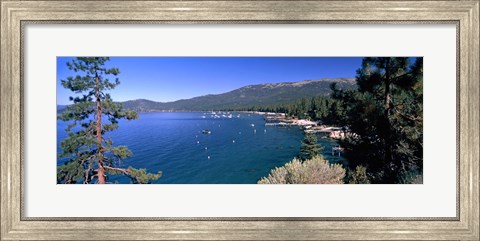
197,141,200,144
207,156,211,159
232,140,235,143
205,147,208,150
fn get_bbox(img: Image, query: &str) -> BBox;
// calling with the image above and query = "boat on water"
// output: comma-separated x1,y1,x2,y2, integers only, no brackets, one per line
202,130,212,134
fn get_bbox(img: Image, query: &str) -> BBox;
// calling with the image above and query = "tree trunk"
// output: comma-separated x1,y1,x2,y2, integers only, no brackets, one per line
384,60,394,178
384,80,392,161
95,73,106,184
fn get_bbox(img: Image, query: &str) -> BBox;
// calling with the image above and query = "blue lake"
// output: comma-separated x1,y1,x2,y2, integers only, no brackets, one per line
57,112,343,184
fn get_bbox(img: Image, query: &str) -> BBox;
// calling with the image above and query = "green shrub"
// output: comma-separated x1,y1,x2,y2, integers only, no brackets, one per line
258,155,345,184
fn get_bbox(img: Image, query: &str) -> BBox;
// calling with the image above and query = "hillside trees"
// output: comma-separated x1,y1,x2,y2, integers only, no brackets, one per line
57,57,162,184
245,95,342,124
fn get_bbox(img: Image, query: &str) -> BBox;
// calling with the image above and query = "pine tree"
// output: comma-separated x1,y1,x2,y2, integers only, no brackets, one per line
299,132,323,160
357,58,409,173
331,57,423,183
57,57,161,184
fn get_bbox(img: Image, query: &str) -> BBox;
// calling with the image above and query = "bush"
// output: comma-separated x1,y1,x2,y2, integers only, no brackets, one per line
258,155,345,184
347,165,370,184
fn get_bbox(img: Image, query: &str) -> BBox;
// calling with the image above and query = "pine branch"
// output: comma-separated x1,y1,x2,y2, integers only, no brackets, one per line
103,165,130,175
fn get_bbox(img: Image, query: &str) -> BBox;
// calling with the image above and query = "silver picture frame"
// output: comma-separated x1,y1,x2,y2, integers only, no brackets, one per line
1,1,478,240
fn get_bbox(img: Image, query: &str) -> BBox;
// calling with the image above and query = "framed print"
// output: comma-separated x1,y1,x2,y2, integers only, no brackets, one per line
1,0,479,240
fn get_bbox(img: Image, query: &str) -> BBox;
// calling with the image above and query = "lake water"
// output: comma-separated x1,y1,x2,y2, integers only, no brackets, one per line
57,112,343,184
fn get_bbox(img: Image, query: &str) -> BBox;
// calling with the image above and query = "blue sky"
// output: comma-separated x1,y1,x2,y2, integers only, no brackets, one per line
56,57,363,105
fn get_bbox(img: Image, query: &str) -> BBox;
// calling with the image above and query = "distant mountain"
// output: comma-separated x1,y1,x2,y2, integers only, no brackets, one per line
121,78,356,112
57,105,68,111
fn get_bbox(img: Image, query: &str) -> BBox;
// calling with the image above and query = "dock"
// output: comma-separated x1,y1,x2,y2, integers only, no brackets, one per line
332,146,345,156
265,122,291,126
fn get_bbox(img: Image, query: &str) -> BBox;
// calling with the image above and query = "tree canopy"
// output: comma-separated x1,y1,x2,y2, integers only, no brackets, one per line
331,57,423,183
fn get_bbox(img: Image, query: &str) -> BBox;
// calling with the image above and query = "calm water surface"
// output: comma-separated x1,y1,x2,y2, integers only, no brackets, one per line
57,112,343,184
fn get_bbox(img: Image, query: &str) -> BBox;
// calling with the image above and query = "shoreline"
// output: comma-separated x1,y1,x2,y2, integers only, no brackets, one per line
134,110,351,140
